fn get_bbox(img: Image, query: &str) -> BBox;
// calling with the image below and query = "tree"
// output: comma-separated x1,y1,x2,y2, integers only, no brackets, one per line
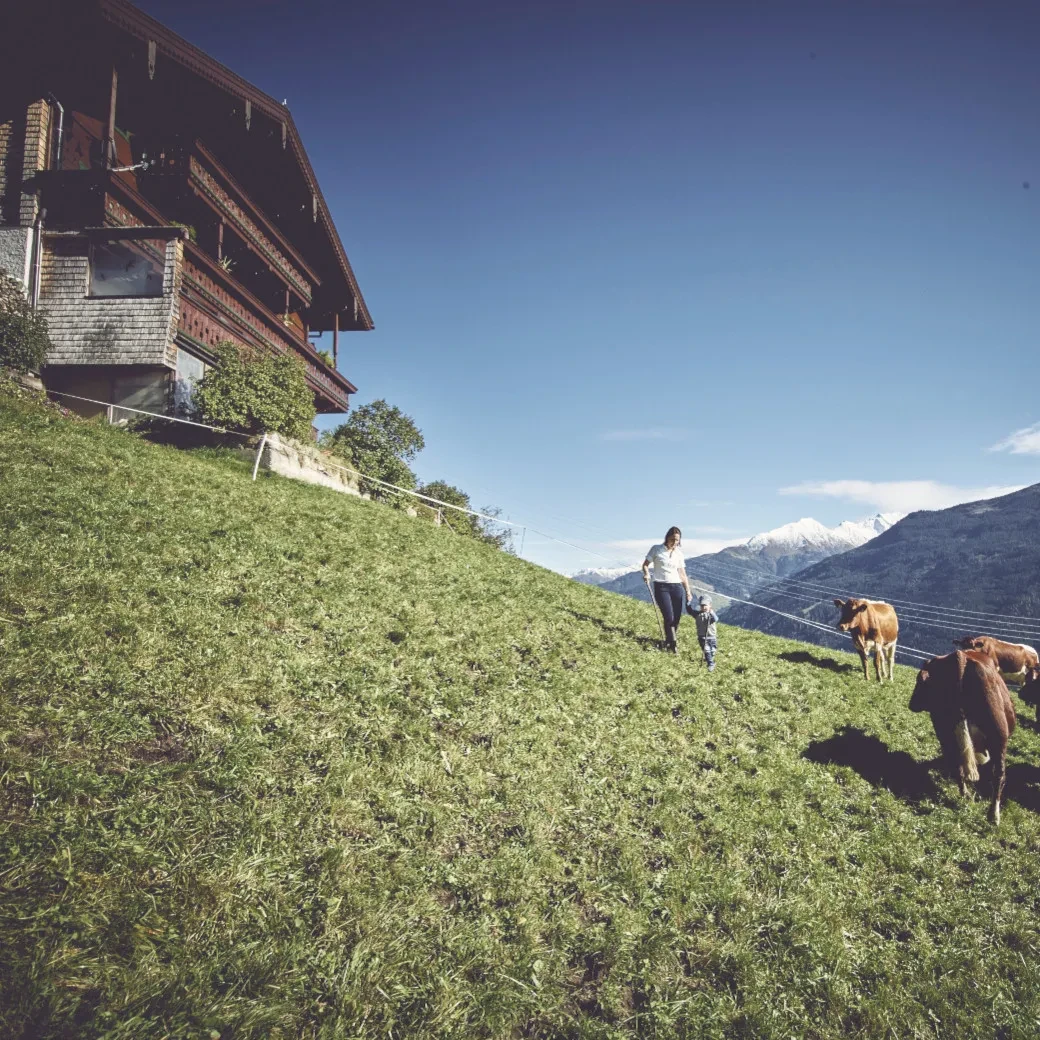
193,340,315,441
0,270,50,374
323,399,425,495
420,480,513,551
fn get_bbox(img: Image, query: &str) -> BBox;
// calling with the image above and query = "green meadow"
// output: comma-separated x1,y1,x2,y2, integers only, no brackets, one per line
3,392,1040,1039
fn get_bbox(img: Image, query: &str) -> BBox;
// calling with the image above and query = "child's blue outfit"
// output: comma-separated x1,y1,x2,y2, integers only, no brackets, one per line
693,608,718,671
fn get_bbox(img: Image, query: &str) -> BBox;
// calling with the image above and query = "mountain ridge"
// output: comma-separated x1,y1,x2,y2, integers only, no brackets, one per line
593,512,902,604
723,484,1040,656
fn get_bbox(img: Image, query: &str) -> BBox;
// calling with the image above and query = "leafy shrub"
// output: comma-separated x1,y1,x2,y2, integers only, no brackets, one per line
322,399,425,497
0,270,50,374
420,479,513,550
193,340,315,441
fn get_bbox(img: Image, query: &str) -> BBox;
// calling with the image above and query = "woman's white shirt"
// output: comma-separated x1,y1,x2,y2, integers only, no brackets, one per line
645,543,685,583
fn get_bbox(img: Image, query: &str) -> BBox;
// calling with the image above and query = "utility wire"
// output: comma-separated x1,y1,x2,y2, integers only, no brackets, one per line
685,557,1040,641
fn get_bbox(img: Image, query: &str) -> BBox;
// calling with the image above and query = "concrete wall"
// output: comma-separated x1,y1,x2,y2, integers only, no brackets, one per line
254,433,362,498
39,237,182,367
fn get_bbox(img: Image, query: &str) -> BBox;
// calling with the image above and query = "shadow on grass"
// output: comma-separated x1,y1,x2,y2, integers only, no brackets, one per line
804,726,940,802
1006,761,1040,814
779,650,857,674
806,729,1040,815
562,610,661,650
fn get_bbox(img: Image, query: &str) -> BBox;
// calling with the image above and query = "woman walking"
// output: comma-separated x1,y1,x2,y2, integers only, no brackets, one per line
642,527,692,652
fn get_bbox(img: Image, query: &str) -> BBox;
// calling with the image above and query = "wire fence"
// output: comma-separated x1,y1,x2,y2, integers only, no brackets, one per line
40,389,1040,666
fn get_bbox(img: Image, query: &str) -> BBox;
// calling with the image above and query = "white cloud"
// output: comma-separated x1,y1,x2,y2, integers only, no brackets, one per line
601,428,686,442
992,423,1040,455
779,479,1025,514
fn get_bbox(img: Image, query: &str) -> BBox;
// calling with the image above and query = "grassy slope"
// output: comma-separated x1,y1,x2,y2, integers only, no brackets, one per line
3,396,1040,1040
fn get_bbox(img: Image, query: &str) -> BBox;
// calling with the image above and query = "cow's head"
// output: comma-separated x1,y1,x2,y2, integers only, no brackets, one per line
952,636,985,652
833,598,867,632
909,665,937,713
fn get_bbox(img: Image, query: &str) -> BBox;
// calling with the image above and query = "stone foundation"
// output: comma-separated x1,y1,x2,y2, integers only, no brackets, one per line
250,432,363,498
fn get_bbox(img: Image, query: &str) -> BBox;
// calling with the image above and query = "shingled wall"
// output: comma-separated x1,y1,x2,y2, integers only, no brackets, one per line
39,236,183,367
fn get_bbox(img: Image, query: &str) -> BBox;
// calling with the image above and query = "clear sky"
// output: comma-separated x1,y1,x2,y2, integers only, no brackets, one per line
138,0,1040,574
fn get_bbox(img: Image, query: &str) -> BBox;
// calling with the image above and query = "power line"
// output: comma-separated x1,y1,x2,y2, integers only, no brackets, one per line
681,552,1040,637
732,565,1040,627
685,559,1040,642
42,391,1035,652
683,577,935,662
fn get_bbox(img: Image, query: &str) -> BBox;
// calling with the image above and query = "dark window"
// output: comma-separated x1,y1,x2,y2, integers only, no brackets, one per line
89,240,164,297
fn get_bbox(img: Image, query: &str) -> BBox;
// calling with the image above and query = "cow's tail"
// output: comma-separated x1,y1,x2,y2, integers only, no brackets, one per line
954,718,980,783
968,722,991,765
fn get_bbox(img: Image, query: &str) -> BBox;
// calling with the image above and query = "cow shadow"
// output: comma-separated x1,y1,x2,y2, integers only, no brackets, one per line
1005,761,1040,815
562,610,660,650
779,650,857,674
1014,712,1040,734
803,726,940,802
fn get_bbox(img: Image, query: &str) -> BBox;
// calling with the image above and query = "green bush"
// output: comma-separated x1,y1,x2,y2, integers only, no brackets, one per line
193,340,315,441
420,479,513,549
0,270,50,374
322,398,425,498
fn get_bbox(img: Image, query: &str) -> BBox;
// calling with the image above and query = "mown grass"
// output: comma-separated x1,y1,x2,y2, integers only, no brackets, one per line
3,393,1040,1039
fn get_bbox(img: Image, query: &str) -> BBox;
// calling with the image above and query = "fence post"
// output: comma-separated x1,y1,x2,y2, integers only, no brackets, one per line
251,432,269,482
520,527,526,556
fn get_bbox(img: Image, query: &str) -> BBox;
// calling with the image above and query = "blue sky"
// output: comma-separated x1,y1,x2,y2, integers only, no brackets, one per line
139,0,1040,573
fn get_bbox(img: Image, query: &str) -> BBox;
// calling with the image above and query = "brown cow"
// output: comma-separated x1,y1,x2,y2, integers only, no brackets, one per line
833,598,899,682
952,636,1039,687
909,649,1015,825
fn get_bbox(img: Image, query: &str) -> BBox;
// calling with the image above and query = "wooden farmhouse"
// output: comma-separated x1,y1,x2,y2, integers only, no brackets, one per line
0,0,371,423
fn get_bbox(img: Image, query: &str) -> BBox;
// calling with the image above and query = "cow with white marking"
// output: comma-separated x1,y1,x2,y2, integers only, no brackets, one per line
910,649,1015,825
833,598,899,682
952,636,1039,687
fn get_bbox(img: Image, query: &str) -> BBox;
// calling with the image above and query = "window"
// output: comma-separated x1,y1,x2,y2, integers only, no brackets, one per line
173,348,207,415
89,240,164,297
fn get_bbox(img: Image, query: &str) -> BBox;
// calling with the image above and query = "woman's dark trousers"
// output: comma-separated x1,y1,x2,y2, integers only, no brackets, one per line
653,582,685,651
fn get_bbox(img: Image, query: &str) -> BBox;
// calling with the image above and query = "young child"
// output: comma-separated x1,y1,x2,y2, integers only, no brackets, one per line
693,595,719,672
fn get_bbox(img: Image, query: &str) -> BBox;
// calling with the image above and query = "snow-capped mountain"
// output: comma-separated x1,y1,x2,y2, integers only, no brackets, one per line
598,513,904,605
570,567,631,586
724,486,1040,653
746,514,904,556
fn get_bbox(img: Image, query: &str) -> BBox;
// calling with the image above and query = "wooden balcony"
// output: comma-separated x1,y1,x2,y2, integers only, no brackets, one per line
177,244,355,413
143,140,318,308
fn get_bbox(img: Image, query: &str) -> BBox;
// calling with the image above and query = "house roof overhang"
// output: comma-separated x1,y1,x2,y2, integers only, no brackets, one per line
93,0,374,333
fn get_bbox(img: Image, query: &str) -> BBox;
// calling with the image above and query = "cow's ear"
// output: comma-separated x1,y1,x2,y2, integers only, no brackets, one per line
833,599,845,608
854,602,868,613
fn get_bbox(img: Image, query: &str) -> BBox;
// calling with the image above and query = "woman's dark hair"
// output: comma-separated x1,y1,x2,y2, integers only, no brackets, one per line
664,526,682,544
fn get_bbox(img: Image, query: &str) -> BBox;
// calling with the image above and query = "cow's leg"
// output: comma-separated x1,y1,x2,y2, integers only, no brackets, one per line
874,646,885,683
889,642,898,680
989,747,1007,826
954,719,980,786
858,649,869,681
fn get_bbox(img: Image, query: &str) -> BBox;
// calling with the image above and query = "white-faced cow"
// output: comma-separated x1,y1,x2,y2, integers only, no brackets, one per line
952,636,1039,687
833,598,899,682
910,649,1015,825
